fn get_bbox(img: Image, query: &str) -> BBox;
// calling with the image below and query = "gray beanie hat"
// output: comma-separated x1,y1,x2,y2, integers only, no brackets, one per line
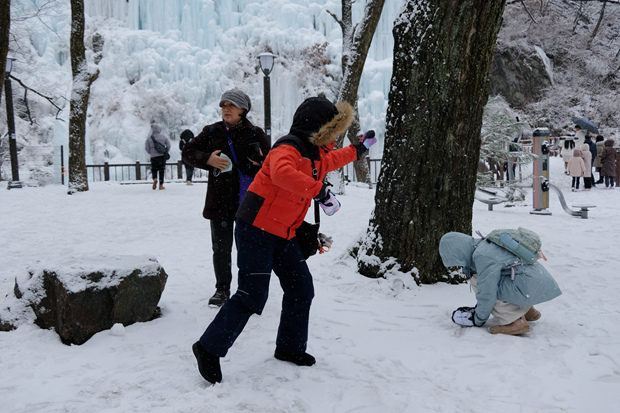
219,89,251,113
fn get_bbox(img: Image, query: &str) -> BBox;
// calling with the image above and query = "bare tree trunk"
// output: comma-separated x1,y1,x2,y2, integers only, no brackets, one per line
328,0,386,185
68,0,98,194
0,0,10,100
587,0,607,50
357,0,507,284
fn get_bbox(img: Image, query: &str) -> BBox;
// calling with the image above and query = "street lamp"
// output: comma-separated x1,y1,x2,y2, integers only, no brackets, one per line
258,52,276,138
4,57,22,189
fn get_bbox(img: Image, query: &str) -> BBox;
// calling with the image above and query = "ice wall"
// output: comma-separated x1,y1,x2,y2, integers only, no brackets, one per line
9,0,400,175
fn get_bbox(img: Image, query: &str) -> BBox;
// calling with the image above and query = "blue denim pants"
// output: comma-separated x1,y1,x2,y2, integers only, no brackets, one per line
200,219,315,357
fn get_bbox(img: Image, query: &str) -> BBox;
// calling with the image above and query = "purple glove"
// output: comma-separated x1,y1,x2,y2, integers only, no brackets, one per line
452,306,477,327
353,130,377,159
318,190,341,216
360,130,377,149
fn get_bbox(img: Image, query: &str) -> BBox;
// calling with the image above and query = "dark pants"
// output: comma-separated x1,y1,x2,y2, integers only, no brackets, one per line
199,219,315,357
183,162,194,182
584,176,592,189
210,219,235,291
572,177,580,189
151,156,166,184
604,176,616,187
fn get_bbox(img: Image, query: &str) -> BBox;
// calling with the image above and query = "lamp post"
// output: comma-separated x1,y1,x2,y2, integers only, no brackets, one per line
258,52,276,138
4,57,22,189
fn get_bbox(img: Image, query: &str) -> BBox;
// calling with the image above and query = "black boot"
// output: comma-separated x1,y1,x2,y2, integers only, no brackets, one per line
274,347,316,366
192,341,222,384
208,289,230,307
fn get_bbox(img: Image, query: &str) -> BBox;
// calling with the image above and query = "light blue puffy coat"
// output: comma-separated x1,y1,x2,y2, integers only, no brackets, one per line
439,232,562,326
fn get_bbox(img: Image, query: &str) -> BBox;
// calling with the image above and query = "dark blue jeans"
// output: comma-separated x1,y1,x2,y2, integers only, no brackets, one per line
210,219,234,291
200,219,314,357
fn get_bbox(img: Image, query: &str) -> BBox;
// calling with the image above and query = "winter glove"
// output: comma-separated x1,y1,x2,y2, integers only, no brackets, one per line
353,130,377,159
452,306,477,327
314,182,341,216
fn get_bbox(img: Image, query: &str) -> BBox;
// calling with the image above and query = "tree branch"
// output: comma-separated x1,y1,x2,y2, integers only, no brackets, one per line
9,74,66,119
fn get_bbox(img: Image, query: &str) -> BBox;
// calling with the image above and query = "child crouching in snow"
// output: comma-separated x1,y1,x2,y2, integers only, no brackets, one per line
438,231,562,336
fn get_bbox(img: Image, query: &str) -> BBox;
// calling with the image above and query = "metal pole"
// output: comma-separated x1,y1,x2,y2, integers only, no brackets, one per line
4,76,21,187
263,74,271,138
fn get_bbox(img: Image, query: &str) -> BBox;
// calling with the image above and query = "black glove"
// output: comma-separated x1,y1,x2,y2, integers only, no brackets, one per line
314,182,332,202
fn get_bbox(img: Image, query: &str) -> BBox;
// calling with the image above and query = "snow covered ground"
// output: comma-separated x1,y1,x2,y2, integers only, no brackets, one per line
1,155,619,413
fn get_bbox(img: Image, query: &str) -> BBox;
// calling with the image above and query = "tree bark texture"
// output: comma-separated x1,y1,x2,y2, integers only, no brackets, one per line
0,0,10,100
68,0,98,194
357,0,506,283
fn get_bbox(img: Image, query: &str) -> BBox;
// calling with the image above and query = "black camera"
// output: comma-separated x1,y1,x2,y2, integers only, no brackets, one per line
248,142,263,163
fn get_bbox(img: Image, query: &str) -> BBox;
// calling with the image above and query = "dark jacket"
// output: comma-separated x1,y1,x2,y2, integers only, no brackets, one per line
584,136,597,164
236,97,357,239
600,139,617,177
182,119,270,220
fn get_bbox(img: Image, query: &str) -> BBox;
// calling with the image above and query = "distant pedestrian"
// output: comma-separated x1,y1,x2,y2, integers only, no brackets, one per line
179,129,195,185
580,144,592,190
599,138,617,189
567,148,586,191
144,124,171,190
593,135,605,184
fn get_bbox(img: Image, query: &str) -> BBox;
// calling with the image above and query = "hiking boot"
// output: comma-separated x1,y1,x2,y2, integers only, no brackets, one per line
208,289,230,307
152,179,157,190
186,180,193,185
274,347,316,366
159,184,166,190
489,316,530,335
192,341,222,384
524,306,541,322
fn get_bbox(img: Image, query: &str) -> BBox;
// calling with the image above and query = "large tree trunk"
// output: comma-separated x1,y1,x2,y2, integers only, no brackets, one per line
0,0,10,100
357,0,506,283
68,0,98,194
329,0,386,185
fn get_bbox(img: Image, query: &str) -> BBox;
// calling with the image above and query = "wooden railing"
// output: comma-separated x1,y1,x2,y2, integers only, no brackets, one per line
85,159,382,184
85,161,208,183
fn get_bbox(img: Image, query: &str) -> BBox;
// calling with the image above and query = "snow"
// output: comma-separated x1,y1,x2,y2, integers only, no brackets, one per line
2,155,620,412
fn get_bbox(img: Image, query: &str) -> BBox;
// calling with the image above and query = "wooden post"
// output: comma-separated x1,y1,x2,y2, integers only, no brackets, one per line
104,162,110,181
177,160,183,180
136,161,141,180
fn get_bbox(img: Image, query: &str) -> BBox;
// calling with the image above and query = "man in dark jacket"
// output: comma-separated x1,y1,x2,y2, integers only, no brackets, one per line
178,129,195,185
182,89,270,306
191,97,377,384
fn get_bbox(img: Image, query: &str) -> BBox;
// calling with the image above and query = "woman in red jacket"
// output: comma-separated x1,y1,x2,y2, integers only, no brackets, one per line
192,96,377,384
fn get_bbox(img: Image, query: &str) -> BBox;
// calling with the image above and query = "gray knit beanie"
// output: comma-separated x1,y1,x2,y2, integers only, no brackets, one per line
219,89,251,113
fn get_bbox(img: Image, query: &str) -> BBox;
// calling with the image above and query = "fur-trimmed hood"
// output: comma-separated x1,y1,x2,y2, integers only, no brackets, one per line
288,97,353,147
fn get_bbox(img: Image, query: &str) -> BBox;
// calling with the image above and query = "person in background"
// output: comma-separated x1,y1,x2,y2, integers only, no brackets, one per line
584,133,597,187
574,124,586,148
580,144,592,190
593,135,605,184
144,124,171,190
567,147,586,192
191,97,377,384
561,139,575,174
599,138,617,189
439,232,561,336
182,89,271,307
179,129,195,185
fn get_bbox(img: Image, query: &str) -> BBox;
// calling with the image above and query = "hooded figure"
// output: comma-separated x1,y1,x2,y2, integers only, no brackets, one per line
192,97,377,384
144,124,171,190
439,232,562,335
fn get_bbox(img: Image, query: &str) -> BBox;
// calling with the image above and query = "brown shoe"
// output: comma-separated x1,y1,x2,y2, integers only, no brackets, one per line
152,179,157,190
524,306,541,322
489,316,530,335
159,184,166,190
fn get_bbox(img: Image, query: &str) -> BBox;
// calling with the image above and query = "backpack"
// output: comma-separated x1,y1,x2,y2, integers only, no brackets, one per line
151,136,167,155
476,227,546,278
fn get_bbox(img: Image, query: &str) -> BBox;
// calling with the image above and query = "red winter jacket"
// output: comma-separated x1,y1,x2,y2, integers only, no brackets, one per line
236,97,360,239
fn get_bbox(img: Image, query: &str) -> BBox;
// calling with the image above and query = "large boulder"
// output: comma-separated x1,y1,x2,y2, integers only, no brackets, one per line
490,43,553,108
2,255,167,345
